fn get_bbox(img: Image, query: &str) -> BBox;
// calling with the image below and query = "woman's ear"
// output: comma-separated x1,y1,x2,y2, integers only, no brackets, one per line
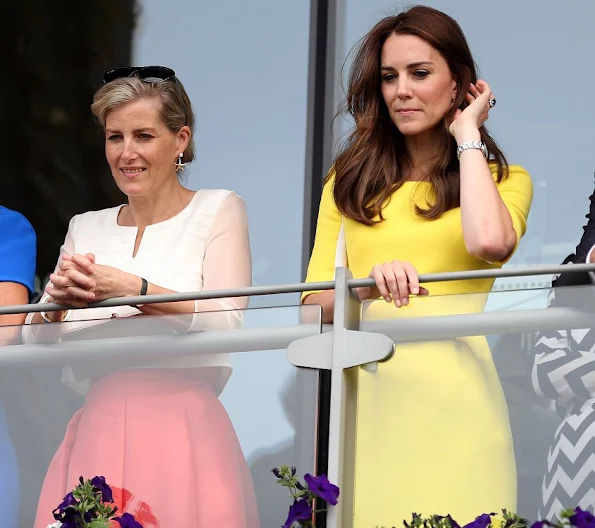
176,126,191,154
451,81,458,106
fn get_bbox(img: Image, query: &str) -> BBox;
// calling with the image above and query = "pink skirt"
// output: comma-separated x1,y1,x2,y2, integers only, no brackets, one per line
34,369,260,528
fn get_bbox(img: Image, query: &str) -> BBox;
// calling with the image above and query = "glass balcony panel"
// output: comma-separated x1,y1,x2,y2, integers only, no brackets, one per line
352,285,595,526
0,304,321,528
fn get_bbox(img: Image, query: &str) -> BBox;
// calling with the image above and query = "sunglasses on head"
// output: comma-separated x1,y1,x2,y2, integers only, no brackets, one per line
102,65,176,85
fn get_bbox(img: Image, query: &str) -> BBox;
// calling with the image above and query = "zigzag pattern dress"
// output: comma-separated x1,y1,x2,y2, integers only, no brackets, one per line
532,286,595,520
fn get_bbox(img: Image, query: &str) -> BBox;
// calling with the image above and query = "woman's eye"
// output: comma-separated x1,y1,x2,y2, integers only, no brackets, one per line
382,73,397,82
138,134,153,140
413,70,429,79
107,135,122,141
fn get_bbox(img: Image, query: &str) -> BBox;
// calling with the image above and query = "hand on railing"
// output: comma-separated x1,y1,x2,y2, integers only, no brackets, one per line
357,261,429,307
24,252,98,342
47,253,98,308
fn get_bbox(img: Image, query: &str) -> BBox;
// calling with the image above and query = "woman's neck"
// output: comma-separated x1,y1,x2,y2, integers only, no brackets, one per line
121,181,195,227
404,130,442,181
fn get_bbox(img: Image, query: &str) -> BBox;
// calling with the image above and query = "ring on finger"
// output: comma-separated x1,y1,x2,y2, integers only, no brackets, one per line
488,98,496,108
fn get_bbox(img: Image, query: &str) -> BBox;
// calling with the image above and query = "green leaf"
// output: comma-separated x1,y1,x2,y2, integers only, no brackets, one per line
560,509,576,520
88,521,110,528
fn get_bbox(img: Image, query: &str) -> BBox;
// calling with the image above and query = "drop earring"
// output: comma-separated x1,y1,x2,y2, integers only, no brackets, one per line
174,153,186,172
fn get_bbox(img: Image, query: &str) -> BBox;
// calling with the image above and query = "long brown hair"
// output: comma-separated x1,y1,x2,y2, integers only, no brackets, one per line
332,5,508,225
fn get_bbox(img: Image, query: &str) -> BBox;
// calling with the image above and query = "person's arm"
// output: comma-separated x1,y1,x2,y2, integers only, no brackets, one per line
458,150,518,262
0,283,30,345
451,81,532,263
0,208,37,342
302,176,343,324
554,188,595,288
23,217,77,343
0,283,29,327
136,192,252,330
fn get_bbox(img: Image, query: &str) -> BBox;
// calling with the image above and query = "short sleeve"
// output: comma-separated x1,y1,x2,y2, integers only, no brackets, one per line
492,164,534,265
302,174,343,301
0,207,37,297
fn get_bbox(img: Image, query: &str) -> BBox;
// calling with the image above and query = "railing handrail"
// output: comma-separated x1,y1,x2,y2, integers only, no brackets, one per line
350,263,595,288
1,263,594,316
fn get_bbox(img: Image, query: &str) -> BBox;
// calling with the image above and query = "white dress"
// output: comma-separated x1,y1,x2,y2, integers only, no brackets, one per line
26,190,260,528
24,189,252,394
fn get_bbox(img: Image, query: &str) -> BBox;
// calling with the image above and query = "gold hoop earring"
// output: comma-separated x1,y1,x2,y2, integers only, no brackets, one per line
174,153,186,172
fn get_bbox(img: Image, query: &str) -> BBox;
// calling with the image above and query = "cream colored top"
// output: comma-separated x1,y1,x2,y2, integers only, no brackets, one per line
23,189,251,395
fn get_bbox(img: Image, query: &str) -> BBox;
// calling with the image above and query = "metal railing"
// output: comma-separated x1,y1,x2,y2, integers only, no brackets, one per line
2,262,595,528
2,263,593,316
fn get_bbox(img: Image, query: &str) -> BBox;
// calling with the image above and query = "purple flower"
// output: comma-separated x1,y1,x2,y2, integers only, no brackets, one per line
570,508,595,528
53,506,79,527
531,520,558,528
432,515,460,528
463,513,494,528
52,492,79,521
304,474,340,506
272,468,283,479
57,492,78,513
91,475,114,503
282,499,312,528
114,512,144,528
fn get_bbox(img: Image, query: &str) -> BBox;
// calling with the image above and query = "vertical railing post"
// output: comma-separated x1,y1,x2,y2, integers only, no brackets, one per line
326,266,360,528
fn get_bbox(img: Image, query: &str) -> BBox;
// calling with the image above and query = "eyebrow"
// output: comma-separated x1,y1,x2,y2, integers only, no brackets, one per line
381,61,434,70
105,127,159,134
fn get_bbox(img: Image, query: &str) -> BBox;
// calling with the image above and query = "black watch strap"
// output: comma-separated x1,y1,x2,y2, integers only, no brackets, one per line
139,277,148,296
131,278,148,309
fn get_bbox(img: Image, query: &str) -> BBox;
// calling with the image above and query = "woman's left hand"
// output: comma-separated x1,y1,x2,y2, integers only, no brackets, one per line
449,80,494,141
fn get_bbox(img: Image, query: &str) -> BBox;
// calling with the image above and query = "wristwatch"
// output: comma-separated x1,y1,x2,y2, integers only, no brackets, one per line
456,141,488,160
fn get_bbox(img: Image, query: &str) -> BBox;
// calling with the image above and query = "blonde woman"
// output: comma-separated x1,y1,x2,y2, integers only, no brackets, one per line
25,66,259,528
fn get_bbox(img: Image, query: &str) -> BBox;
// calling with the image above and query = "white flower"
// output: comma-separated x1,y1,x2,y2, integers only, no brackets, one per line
46,523,62,528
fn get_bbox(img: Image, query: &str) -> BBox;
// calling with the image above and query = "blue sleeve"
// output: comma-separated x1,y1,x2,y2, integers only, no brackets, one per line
0,208,37,298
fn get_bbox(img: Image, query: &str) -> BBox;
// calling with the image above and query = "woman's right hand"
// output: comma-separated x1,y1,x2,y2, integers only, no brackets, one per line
46,253,97,308
357,261,429,307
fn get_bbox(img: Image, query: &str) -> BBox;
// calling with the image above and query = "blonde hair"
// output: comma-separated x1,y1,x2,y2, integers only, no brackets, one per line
91,76,196,164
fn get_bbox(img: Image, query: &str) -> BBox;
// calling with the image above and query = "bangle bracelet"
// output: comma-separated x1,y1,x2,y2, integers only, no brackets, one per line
41,309,71,323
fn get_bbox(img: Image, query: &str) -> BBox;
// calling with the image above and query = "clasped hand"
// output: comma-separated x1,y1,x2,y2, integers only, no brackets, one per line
46,253,130,308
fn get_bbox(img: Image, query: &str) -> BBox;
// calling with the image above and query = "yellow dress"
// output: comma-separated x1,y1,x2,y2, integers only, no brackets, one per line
304,165,533,527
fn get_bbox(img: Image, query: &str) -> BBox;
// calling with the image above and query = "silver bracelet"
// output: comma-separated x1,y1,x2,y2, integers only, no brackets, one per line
456,140,488,160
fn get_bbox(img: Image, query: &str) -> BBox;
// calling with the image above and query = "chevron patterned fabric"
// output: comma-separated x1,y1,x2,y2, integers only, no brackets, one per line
533,286,595,520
